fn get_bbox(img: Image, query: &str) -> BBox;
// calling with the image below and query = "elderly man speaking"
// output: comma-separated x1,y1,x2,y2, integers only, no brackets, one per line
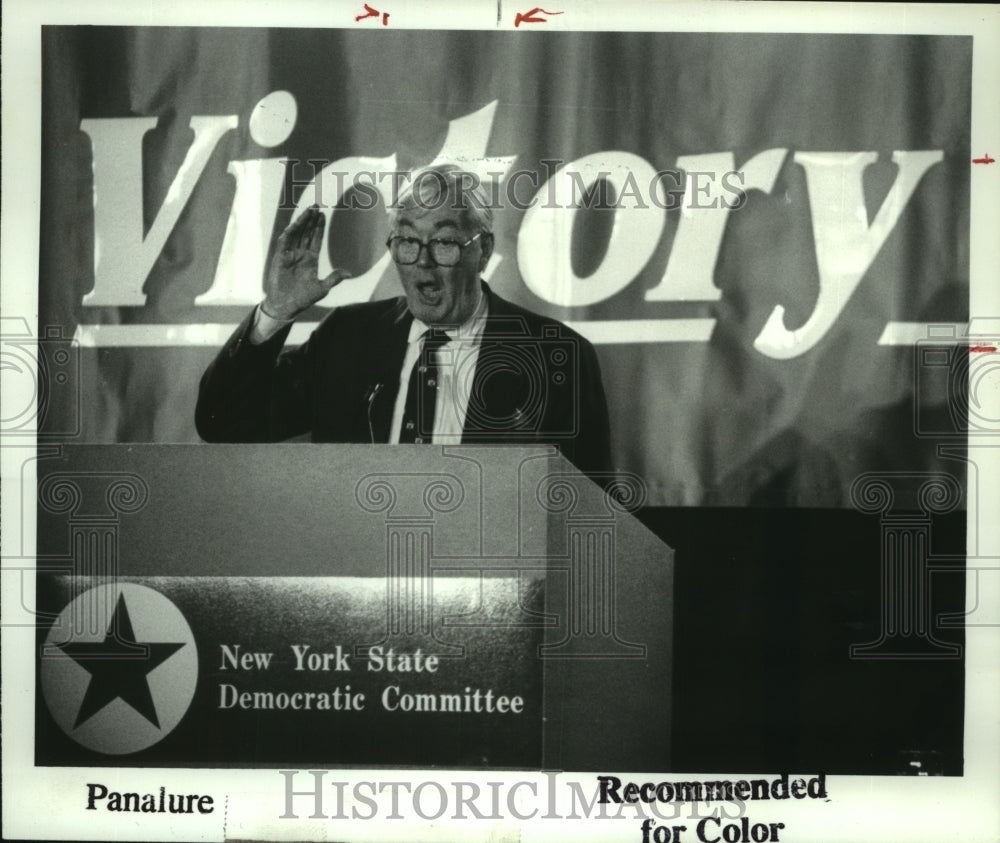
196,163,612,477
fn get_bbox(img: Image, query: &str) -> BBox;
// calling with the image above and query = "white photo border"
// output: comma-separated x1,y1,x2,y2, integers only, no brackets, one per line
3,1,999,841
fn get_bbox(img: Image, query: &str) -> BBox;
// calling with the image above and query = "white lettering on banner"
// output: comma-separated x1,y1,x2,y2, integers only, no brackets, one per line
76,94,947,354
71,320,969,348
195,160,289,306
429,100,518,179
196,92,297,306
645,148,788,303
81,114,238,306
753,150,944,359
517,152,665,307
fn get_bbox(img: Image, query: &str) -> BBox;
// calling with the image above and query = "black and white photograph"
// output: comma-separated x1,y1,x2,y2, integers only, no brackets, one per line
2,1,998,841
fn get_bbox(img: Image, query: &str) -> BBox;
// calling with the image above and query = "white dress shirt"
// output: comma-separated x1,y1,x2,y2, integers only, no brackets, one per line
250,291,489,444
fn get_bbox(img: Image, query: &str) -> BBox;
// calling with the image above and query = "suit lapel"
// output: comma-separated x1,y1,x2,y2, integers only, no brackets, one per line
463,284,533,442
367,300,412,443
365,285,533,443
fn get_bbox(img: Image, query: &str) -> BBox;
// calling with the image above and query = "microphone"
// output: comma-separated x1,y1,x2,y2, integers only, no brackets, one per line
366,383,384,444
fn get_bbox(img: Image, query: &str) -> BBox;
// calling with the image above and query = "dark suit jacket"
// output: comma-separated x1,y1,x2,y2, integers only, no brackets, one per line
196,283,612,477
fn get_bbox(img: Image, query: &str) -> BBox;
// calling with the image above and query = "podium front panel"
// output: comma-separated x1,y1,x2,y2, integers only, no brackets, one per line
34,445,674,770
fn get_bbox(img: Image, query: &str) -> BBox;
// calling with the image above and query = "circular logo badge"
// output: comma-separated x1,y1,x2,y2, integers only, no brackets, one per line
41,583,198,754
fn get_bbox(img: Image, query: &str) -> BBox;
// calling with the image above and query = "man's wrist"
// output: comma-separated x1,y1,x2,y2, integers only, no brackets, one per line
260,300,299,323
250,302,296,345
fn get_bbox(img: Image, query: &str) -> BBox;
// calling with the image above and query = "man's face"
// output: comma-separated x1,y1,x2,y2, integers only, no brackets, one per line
392,203,492,326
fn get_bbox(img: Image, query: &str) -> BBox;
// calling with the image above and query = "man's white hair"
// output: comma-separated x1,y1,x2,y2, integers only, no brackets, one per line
393,162,494,234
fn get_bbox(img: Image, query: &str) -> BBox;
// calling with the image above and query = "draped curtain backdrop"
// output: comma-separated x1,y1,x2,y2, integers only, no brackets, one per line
39,28,971,506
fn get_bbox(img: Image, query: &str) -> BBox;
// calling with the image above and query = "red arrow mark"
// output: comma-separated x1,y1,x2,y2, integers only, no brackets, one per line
515,7,564,26
972,153,995,164
355,3,379,21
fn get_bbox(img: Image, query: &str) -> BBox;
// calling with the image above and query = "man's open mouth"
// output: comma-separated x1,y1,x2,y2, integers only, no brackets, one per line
416,281,442,304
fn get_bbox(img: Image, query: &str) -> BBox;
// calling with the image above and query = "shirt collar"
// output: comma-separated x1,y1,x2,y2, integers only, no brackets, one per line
407,287,489,345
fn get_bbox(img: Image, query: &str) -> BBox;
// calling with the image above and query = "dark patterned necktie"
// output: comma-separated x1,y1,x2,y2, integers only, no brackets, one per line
398,330,449,444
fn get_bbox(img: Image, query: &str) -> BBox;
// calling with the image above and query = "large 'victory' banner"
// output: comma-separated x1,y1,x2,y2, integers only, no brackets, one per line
39,28,971,506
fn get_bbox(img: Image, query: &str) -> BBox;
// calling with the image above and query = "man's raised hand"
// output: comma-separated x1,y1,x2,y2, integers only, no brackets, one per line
262,206,352,320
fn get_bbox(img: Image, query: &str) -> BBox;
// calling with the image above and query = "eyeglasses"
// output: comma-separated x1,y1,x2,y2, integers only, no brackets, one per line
386,232,483,267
